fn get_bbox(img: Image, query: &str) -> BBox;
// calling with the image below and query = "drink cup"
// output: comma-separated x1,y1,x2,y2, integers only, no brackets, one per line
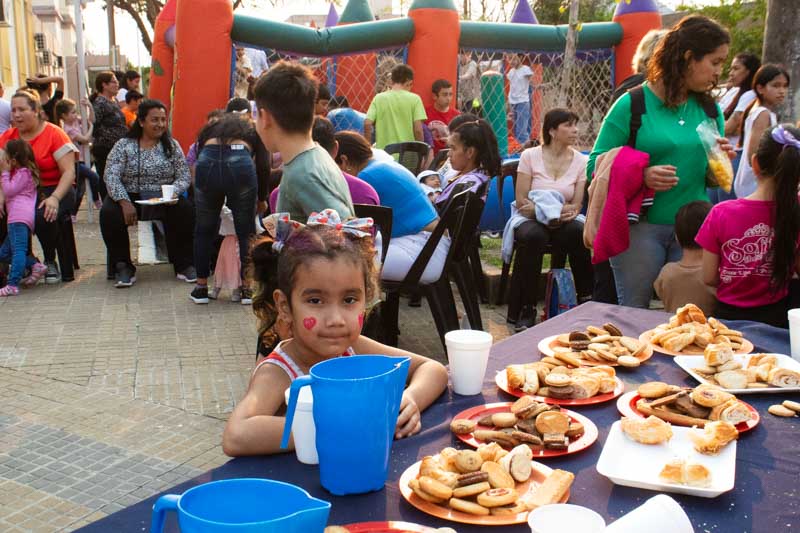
161,184,175,200
604,494,693,533
445,329,492,395
788,309,800,361
284,387,317,464
528,504,605,533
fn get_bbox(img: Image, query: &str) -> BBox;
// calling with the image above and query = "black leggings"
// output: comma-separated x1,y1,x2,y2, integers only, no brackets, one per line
36,186,75,263
715,297,789,329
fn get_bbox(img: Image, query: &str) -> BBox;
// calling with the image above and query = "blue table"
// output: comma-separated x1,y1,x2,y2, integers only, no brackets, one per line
77,302,800,532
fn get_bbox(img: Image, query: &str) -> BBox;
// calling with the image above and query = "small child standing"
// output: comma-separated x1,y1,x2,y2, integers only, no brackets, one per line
696,124,800,328
0,140,48,296
211,205,242,302
55,98,102,218
654,201,716,315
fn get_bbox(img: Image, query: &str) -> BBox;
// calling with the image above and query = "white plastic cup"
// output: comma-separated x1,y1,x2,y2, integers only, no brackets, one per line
788,309,800,361
283,387,318,465
527,504,605,533
444,329,493,395
161,184,175,200
604,494,693,533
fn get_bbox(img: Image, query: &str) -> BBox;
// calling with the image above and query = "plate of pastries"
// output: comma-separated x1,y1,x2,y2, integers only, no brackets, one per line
399,442,574,525
449,400,598,457
324,522,445,532
537,322,653,368
497,363,625,405
616,381,759,433
675,345,800,393
596,416,737,498
639,304,753,356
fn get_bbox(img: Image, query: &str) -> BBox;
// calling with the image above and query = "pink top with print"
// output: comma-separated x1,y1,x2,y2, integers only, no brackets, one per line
696,198,795,307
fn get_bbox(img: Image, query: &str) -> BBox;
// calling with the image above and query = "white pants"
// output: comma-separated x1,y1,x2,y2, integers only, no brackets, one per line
382,232,451,284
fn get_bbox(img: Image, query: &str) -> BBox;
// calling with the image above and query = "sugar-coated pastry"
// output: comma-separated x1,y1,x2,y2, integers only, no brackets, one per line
620,415,673,444
448,497,490,516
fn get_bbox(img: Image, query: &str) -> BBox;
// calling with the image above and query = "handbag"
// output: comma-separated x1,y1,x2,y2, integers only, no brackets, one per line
136,141,167,221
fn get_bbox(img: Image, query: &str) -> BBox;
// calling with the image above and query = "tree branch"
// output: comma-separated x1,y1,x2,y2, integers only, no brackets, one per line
109,0,153,54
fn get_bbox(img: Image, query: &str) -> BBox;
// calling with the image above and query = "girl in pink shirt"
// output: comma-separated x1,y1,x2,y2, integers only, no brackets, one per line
0,140,47,295
696,124,800,327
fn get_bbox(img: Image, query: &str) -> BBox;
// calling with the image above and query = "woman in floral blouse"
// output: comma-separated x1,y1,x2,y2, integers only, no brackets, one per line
99,99,195,288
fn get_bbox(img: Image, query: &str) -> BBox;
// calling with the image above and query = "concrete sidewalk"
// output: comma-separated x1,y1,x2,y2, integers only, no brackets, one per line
0,214,512,531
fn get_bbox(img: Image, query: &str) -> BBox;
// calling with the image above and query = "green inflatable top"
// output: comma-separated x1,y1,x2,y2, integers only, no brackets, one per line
408,0,458,10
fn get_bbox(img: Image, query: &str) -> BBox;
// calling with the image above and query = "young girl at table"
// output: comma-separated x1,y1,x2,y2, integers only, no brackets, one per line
222,210,449,457
0,140,48,296
696,124,800,328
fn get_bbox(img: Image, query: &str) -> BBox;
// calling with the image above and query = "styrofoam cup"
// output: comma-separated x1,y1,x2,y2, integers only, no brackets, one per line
604,494,693,533
284,387,317,464
527,504,605,533
788,309,800,361
445,329,492,395
161,184,175,200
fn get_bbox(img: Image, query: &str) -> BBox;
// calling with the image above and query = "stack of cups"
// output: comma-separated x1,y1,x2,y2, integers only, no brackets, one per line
604,494,694,532
283,387,318,464
444,330,493,395
788,309,800,361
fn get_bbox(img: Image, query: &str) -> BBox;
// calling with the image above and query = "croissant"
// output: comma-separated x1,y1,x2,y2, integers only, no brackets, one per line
676,303,707,325
663,332,695,353
767,367,800,388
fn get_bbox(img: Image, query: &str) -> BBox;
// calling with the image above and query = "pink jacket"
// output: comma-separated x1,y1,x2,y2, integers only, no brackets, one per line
1,168,37,231
590,146,652,264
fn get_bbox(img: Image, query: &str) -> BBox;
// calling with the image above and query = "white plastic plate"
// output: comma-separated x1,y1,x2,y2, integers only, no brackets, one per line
674,353,800,394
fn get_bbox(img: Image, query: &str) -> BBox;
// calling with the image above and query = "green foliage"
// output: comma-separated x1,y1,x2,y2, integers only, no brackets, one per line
676,0,766,62
532,0,616,25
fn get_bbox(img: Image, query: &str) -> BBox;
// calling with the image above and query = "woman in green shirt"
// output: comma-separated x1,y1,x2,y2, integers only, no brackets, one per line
587,15,734,308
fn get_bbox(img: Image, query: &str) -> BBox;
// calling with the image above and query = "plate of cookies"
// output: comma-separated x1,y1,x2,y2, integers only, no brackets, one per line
616,381,759,433
333,521,440,532
537,322,653,368
450,400,598,457
675,350,800,394
399,443,573,525
638,304,753,356
496,363,625,405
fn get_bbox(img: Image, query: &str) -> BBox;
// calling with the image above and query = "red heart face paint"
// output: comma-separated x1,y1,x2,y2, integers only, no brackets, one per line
358,313,364,328
303,317,317,330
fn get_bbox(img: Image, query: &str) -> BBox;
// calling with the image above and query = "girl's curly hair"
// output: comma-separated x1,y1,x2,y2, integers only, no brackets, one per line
647,15,730,109
248,223,379,349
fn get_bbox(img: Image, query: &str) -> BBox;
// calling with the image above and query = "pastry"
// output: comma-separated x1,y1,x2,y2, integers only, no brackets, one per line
535,411,570,435
708,398,751,425
689,420,738,455
452,481,491,498
477,487,518,507
659,458,712,487
519,469,574,511
617,355,641,368
694,364,718,375
704,343,733,366
450,419,477,435
767,367,800,388
717,360,743,372
419,476,453,500
715,370,749,390
587,325,609,336
454,450,484,473
783,400,800,412
480,460,515,489
638,381,670,399
768,404,797,417
571,376,600,398
620,415,673,444
506,365,526,389
521,367,540,394
690,384,734,407
598,377,617,394
663,332,695,353
476,442,507,462
676,303,707,325
555,333,572,346
448,497,490,516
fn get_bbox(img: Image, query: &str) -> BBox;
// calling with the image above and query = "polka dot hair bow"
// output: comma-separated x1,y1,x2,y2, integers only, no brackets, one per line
262,212,304,253
306,209,374,239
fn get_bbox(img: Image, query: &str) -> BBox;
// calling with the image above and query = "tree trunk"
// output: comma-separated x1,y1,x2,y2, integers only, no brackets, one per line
558,0,579,107
763,0,800,121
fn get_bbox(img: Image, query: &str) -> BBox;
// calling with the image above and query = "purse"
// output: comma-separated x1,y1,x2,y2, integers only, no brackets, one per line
136,142,168,221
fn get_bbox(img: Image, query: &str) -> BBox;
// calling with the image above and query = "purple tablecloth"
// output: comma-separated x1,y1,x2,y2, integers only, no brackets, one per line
77,302,800,532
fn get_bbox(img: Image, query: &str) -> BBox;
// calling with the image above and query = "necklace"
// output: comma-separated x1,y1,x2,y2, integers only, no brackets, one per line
677,100,690,126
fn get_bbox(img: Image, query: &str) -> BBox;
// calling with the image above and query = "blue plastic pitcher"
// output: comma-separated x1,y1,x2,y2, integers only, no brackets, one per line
281,355,410,495
149,478,330,533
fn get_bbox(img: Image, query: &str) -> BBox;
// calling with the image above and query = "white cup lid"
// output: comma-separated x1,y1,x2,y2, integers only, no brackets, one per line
445,329,493,348
528,504,605,533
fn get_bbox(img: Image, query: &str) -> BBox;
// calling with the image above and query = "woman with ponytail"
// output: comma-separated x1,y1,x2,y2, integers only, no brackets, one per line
697,124,800,328
435,118,500,208
721,53,760,143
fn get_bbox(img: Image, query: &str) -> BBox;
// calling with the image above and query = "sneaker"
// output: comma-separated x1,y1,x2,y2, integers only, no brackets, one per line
240,287,253,305
209,287,220,300
176,266,198,283
114,262,136,288
21,263,47,287
230,287,242,303
0,285,19,296
45,262,61,284
190,285,209,304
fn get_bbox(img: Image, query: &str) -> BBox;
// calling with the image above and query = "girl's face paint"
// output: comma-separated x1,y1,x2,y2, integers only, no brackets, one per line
358,313,365,328
303,317,317,330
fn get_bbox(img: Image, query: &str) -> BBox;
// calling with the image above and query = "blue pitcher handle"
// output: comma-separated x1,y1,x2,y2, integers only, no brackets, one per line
150,494,179,533
281,376,312,449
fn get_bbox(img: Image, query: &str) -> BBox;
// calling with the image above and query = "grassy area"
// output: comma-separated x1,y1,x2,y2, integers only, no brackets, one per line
479,235,551,270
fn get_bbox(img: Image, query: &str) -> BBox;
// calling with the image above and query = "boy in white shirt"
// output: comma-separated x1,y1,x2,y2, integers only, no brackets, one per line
507,54,533,144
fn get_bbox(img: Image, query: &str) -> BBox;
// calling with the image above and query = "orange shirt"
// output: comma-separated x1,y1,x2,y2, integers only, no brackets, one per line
122,107,137,128
0,123,77,187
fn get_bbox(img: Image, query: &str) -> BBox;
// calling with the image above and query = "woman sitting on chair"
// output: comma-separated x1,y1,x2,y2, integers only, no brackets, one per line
334,131,449,284
507,108,593,330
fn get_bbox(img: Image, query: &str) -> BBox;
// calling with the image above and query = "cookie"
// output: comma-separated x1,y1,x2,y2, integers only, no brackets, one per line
566,422,585,438
456,471,489,487
603,323,623,336
477,487,518,508
535,411,570,435
409,478,445,503
489,502,527,515
510,396,537,416
768,404,797,417
783,400,800,412
454,450,483,473
617,355,641,368
450,419,477,435
452,481,491,498
480,461,515,489
510,430,543,447
514,418,539,434
448,497,490,516
554,351,583,368
419,476,453,500
491,412,519,428
586,325,609,336
546,385,575,399
638,381,670,399
544,373,572,387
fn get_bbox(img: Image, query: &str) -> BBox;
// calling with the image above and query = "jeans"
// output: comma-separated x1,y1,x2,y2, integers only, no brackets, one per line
73,162,102,215
193,145,257,280
36,185,75,263
609,221,682,308
507,219,594,321
0,223,37,286
512,101,531,144
100,193,195,275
